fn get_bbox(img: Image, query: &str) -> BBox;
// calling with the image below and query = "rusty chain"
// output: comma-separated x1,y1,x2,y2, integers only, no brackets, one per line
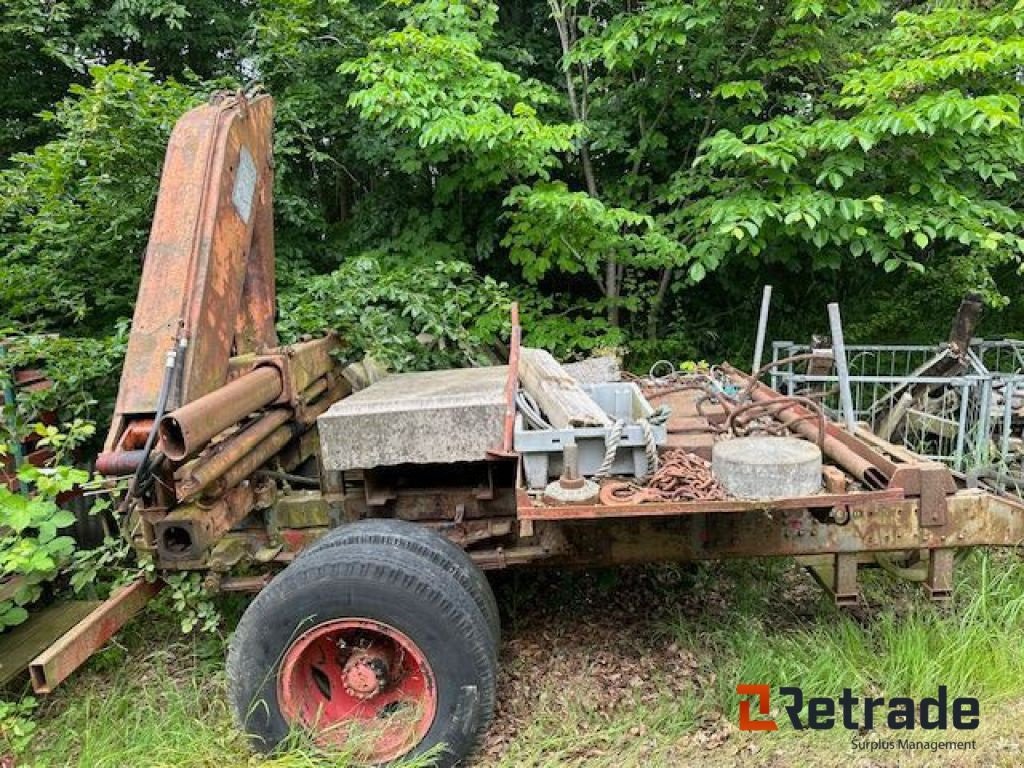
599,449,728,505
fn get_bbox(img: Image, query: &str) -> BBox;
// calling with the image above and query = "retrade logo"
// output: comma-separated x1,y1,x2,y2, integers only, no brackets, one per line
736,685,980,732
736,684,778,731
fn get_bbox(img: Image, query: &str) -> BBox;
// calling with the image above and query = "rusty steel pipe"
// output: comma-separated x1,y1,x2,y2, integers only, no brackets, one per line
176,408,292,500
746,384,888,489
299,379,351,426
158,366,283,461
204,424,295,498
96,449,147,476
724,364,889,490
299,377,328,404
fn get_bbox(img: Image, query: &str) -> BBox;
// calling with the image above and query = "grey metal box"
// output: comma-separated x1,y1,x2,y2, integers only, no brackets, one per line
515,382,666,489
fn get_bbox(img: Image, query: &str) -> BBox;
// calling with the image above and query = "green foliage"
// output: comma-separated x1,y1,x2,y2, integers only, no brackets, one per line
2,0,1023,409
341,0,576,188
504,181,688,282
164,573,221,634
694,1,1024,303
518,292,626,360
0,328,128,427
0,696,38,757
278,256,512,370
0,62,197,331
69,535,136,595
0,421,96,628
251,0,388,268
0,0,248,160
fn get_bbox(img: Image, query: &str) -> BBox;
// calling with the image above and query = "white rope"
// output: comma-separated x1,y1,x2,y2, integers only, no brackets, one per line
594,419,625,478
640,418,659,477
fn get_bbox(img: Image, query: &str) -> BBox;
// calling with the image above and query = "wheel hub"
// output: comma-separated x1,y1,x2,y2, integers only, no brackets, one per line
277,618,437,763
342,645,392,699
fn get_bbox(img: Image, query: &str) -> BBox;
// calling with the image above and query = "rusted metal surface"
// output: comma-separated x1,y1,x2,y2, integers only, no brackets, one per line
107,94,276,429
727,395,827,447
723,364,892,489
278,427,321,472
271,336,340,402
95,449,146,476
175,408,291,500
926,548,955,601
889,462,957,528
0,600,101,686
216,574,274,592
214,425,294,495
154,483,255,560
520,486,907,520
513,490,1024,569
29,579,162,693
268,491,331,530
158,366,283,461
822,465,849,493
804,554,861,605
423,519,514,547
296,377,351,426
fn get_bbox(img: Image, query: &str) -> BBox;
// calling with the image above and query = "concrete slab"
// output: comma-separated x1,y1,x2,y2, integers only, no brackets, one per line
318,366,509,470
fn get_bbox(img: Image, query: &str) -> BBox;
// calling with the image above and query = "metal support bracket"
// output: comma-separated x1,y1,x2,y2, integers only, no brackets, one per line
801,553,860,606
889,463,955,528
925,548,955,602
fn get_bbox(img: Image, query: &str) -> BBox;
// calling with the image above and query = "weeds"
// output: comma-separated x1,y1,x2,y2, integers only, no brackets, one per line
13,550,1024,766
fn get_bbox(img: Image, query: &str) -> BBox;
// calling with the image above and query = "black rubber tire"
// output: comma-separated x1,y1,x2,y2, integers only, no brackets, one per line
227,541,497,767
296,518,501,653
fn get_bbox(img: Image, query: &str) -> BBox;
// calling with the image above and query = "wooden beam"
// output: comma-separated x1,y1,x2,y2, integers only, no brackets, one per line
518,347,611,429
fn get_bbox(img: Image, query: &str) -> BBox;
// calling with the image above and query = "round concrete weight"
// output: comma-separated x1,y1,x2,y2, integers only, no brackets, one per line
712,436,822,500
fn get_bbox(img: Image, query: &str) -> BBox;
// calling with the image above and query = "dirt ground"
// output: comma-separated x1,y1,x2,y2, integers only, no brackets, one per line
478,564,1024,768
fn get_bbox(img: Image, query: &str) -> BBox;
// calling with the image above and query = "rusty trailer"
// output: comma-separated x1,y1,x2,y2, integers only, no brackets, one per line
23,93,1024,768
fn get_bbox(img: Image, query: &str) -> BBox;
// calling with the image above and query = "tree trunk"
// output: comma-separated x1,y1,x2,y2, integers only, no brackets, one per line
549,0,619,326
646,267,673,341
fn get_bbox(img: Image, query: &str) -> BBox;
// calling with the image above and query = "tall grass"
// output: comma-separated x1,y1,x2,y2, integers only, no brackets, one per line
14,549,1024,766
661,550,1024,726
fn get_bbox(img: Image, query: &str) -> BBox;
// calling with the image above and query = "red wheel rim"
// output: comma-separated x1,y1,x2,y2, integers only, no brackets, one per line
278,618,437,763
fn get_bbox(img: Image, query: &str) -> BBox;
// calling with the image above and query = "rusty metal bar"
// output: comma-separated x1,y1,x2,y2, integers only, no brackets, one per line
30,579,162,693
503,303,521,453
95,449,147,476
518,487,905,520
158,366,283,461
155,484,255,560
299,378,328,405
212,424,294,496
518,491,1023,569
723,364,890,489
176,408,292,500
298,378,351,426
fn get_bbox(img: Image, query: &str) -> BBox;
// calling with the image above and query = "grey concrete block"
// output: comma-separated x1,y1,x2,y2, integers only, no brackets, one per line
318,366,509,470
563,356,620,386
712,436,822,499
